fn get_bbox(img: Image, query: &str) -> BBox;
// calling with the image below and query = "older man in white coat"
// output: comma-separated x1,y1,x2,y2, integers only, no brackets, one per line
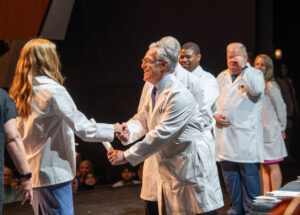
214,43,265,215
108,41,223,215
121,36,221,215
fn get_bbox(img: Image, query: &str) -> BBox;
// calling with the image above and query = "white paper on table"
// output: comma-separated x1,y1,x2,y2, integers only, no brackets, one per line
89,118,114,151
269,190,300,198
254,196,281,203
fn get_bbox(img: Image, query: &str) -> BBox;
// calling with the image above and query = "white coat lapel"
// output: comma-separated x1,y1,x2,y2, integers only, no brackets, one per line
151,75,175,116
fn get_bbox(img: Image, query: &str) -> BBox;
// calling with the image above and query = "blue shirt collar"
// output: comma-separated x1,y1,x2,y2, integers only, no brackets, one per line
154,74,171,93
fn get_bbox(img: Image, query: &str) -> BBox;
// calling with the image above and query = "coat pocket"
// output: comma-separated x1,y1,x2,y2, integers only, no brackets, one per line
159,153,197,190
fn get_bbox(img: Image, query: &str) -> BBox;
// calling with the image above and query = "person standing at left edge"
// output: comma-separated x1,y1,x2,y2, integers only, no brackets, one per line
0,88,33,215
108,41,223,215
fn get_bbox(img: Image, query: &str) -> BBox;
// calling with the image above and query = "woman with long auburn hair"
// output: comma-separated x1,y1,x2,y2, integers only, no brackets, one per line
9,38,120,215
254,54,288,195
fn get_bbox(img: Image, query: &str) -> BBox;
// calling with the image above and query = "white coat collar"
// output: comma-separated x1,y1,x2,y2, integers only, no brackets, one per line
192,65,205,77
222,62,251,83
34,76,60,86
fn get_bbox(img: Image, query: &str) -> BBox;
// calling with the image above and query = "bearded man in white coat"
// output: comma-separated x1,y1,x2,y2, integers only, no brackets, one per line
214,43,265,215
108,41,223,215
119,36,222,215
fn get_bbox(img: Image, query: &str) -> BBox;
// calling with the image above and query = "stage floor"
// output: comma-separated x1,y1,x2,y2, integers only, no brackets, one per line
3,160,299,215
3,185,145,215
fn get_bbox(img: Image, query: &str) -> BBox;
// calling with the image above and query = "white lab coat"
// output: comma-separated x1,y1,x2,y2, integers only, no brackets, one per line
130,64,218,201
262,81,287,160
124,74,223,215
191,65,219,138
191,65,219,119
215,65,265,163
17,76,114,187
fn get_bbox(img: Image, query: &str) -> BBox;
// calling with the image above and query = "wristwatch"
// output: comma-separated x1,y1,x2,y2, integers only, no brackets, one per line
20,172,32,179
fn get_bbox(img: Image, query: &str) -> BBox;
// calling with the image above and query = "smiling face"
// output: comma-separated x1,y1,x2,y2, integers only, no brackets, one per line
79,161,91,177
254,57,267,75
254,54,274,82
179,49,201,72
141,48,167,85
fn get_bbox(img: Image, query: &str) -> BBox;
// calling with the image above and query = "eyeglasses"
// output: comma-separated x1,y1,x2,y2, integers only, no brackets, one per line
141,58,163,65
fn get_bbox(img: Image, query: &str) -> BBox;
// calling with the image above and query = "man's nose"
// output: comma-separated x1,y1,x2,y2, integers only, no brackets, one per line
141,62,146,69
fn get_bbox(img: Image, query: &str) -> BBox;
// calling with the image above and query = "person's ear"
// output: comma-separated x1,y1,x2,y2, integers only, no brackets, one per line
197,53,202,63
160,60,168,72
178,50,182,60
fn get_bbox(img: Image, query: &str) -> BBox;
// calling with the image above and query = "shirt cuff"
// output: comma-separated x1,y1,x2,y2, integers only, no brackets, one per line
124,148,140,166
96,123,114,142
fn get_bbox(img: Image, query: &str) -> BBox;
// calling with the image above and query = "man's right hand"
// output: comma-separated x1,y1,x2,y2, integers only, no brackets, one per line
107,150,128,165
214,114,230,128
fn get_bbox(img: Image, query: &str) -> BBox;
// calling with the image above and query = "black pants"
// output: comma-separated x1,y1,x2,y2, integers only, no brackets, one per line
144,200,159,215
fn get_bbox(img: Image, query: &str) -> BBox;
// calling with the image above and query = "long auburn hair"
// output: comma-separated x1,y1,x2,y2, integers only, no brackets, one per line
9,38,64,117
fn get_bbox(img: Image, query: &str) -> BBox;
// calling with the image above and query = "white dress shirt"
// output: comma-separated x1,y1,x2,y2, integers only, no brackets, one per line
17,76,114,187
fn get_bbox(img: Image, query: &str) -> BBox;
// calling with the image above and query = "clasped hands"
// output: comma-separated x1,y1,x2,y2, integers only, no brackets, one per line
113,122,129,142
109,123,130,165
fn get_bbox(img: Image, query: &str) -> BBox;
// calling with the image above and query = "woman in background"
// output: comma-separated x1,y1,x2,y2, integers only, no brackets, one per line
9,38,120,215
254,54,287,195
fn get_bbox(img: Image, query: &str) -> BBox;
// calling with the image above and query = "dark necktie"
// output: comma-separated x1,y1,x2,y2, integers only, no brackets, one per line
151,87,157,111
231,74,238,82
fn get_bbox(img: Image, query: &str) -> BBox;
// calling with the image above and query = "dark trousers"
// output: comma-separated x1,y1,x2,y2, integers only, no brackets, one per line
144,200,159,215
220,161,261,215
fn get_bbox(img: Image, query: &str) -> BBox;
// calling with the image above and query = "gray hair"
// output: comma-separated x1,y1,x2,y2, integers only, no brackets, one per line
227,42,247,56
159,36,181,52
149,41,177,73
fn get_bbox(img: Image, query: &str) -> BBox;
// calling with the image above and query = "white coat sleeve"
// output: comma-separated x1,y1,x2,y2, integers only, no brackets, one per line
267,82,287,131
199,74,219,118
191,76,219,128
124,111,148,145
52,86,114,142
242,67,265,96
213,73,224,116
124,91,195,166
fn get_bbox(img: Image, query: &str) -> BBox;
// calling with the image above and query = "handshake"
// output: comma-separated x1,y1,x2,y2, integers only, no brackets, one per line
113,122,129,142
108,123,130,166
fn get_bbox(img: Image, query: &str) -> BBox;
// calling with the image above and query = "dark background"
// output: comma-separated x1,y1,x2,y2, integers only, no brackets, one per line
4,0,300,180
57,0,257,177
